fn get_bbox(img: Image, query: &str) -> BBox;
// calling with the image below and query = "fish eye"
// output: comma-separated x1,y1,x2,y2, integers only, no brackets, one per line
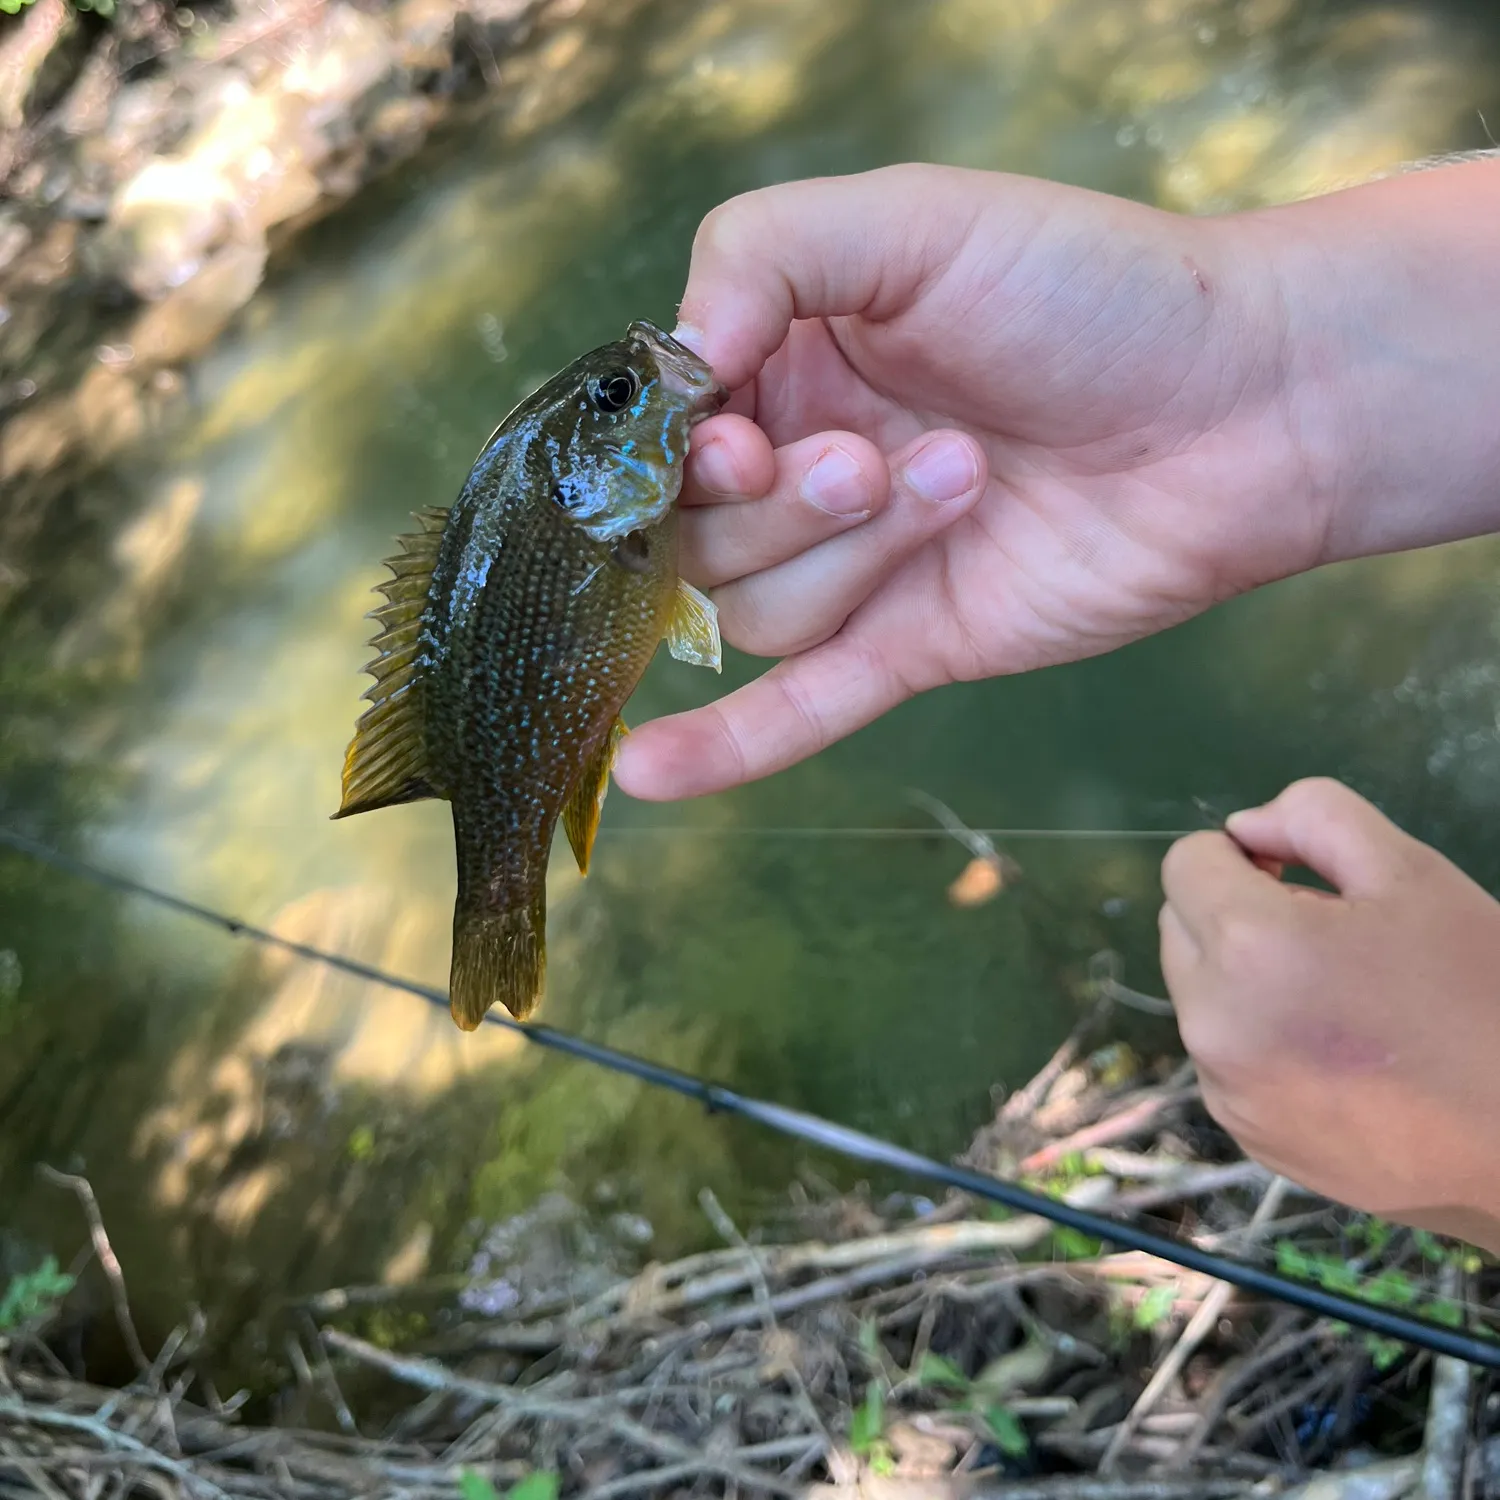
589,369,640,415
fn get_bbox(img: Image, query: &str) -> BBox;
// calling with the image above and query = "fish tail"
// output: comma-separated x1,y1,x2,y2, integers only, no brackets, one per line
449,887,547,1030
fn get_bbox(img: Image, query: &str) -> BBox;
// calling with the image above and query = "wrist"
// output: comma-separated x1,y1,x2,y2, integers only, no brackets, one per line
1242,155,1500,568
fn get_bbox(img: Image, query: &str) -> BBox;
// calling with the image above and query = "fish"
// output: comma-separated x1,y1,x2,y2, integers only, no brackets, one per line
332,319,729,1030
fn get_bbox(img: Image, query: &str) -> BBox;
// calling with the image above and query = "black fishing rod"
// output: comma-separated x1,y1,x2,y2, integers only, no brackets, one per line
2,824,1497,1369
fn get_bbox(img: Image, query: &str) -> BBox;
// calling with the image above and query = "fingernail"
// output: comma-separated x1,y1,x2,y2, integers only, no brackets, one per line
799,444,871,516
693,438,740,495
671,321,707,355
903,436,978,504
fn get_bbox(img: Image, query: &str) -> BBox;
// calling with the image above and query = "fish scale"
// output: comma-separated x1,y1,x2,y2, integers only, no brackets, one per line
333,320,728,1029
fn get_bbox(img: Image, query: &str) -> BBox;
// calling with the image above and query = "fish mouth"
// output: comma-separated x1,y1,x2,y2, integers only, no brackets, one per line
628,318,729,422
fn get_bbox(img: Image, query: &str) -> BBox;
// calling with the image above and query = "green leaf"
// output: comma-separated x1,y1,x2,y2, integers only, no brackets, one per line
508,1475,559,1500
1368,1337,1405,1372
1412,1229,1446,1263
1049,1227,1101,1261
914,1352,969,1390
1133,1284,1177,1331
857,1319,881,1361
1275,1240,1311,1279
1366,1270,1419,1308
347,1124,376,1161
458,1473,503,1500
850,1383,884,1455
981,1403,1029,1459
0,1257,76,1331
1428,1298,1465,1330
869,1443,896,1477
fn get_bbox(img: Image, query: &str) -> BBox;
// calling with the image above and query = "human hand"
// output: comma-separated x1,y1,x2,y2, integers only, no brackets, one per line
616,164,1318,799
1161,777,1500,1252
615,157,1500,803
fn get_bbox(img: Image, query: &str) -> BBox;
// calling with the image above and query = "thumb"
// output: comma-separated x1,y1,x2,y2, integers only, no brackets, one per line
1224,778,1415,896
675,166,988,391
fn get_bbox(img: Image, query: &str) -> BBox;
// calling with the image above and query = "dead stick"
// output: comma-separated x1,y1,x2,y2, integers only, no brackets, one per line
699,1188,831,1448
588,1437,827,1500
1000,998,1113,1124
320,1328,799,1497
1019,1087,1200,1175
1100,1175,1291,1471
0,1400,231,1500
964,1479,1244,1500
1108,1160,1272,1215
1419,1266,1471,1500
1168,1316,1319,1468
37,1166,151,1373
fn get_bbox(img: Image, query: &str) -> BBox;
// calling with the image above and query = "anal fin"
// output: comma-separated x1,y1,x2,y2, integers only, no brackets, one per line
332,507,449,819
562,717,627,876
665,578,721,672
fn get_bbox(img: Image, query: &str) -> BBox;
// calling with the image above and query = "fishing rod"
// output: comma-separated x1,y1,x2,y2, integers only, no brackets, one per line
2,824,1497,1369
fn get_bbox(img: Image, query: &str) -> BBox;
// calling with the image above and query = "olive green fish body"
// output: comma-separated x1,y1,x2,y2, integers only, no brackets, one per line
334,321,726,1029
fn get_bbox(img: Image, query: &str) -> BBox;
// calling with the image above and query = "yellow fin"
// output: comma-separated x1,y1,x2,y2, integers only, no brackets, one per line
332,508,448,819
563,717,627,876
666,578,721,672
449,890,546,1028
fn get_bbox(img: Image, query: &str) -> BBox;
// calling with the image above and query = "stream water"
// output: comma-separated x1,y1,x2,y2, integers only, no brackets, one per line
5,0,1500,1375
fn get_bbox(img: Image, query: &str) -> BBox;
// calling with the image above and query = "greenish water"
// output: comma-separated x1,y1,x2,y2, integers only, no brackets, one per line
6,0,1500,1374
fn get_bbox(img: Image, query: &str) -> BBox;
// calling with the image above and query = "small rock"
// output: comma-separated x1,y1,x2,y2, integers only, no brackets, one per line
74,364,145,461
280,4,398,131
0,396,78,483
57,39,119,140
110,153,238,297
0,213,32,276
127,240,268,368
393,0,461,73
366,93,434,162
0,0,87,133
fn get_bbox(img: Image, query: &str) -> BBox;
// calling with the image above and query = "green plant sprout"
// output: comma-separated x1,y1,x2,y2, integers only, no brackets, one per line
0,1257,75,1331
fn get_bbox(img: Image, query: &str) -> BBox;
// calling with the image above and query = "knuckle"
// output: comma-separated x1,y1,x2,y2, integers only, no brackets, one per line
720,589,826,660
695,190,769,261
1160,831,1215,890
1278,775,1357,825
1210,909,1274,973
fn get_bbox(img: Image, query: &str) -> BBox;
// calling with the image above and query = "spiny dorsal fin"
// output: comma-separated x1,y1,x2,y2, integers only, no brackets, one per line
665,578,721,672
562,716,627,875
331,508,449,819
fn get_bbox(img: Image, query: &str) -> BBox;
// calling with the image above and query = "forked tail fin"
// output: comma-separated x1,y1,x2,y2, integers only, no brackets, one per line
448,886,547,1030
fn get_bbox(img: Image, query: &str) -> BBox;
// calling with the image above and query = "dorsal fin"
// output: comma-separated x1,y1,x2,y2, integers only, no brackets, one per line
332,508,449,819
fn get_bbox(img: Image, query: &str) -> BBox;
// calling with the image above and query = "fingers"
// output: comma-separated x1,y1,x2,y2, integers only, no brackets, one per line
673,166,984,390
1161,830,1285,941
710,431,985,657
613,634,919,802
1224,778,1417,897
682,429,892,588
686,414,778,509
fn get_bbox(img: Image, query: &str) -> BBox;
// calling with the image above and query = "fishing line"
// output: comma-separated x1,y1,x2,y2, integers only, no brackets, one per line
3,824,1497,1369
597,827,1197,840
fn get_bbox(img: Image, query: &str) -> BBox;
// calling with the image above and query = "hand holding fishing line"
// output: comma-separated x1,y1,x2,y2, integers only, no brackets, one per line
1166,779,1500,1255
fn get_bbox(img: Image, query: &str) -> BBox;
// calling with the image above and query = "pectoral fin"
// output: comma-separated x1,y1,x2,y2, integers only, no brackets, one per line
666,578,721,672
333,507,448,819
562,717,627,876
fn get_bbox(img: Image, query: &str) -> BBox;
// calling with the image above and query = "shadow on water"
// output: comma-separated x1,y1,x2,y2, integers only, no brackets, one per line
5,0,1500,1385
